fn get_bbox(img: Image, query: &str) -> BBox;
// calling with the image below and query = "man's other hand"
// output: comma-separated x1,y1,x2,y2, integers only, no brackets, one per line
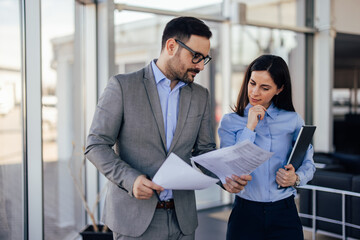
133,175,164,200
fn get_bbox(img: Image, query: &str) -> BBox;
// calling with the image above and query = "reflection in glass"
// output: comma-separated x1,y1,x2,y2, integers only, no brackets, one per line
0,1,23,239
230,26,300,104
41,0,84,239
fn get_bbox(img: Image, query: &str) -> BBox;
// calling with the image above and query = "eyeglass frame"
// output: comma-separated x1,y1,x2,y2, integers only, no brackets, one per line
175,39,212,65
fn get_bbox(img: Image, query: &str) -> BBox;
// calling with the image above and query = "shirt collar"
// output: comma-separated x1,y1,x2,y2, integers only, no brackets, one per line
245,102,279,120
151,60,187,90
151,60,166,84
266,103,279,120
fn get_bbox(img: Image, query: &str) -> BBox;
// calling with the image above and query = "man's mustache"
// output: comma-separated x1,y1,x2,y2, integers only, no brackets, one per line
188,69,200,74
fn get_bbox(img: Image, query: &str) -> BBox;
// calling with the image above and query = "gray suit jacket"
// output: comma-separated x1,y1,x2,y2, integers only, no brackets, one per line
85,62,216,237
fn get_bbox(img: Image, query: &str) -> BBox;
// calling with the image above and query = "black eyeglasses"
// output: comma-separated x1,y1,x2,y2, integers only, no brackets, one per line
175,39,212,65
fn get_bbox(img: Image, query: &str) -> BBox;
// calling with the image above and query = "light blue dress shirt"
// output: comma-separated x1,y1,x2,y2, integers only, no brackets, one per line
218,103,316,202
151,60,186,200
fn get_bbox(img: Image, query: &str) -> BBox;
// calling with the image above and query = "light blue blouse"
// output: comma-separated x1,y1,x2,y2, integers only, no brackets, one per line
218,103,315,202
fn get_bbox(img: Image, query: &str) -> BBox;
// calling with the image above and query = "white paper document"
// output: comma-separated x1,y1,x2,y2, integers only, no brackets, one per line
152,153,218,190
191,140,273,183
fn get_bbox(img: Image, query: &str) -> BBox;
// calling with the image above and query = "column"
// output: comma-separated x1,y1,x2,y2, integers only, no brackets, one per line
313,0,335,152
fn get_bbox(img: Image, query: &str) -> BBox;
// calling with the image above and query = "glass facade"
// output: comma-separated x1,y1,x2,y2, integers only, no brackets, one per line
0,0,24,239
6,0,358,238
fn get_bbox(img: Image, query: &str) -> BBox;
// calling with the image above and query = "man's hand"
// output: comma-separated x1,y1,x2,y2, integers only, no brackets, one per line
276,164,297,187
223,174,252,194
133,175,164,200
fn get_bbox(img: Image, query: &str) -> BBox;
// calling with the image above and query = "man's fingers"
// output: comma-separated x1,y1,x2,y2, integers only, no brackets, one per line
133,175,163,199
143,180,164,192
134,183,153,198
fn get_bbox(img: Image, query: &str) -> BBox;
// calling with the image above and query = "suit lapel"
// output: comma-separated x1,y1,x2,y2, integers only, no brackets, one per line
168,85,192,154
143,65,167,151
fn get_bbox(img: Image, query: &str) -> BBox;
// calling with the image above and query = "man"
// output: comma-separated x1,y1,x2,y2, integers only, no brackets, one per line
85,16,251,240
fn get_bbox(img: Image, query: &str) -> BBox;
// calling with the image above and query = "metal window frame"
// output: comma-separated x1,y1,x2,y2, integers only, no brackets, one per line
305,0,315,125
74,2,100,225
20,0,44,239
114,3,317,33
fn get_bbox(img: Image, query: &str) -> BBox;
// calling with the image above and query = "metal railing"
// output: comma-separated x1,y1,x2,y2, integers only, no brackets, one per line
298,185,360,240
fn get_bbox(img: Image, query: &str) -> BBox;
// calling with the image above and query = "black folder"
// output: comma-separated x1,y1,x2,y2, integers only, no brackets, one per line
286,125,316,170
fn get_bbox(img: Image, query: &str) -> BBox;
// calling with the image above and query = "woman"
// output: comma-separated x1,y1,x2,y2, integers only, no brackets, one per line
218,55,315,240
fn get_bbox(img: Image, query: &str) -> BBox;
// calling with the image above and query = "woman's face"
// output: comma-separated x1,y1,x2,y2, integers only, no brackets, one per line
247,70,283,109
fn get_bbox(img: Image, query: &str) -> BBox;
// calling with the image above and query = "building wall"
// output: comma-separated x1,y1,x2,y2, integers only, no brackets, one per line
333,0,360,35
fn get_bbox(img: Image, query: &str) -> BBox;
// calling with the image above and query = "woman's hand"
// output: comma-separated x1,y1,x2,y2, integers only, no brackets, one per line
276,164,297,187
223,174,252,193
247,105,267,131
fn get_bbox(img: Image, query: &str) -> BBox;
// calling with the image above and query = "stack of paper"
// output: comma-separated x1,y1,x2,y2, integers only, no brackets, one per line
152,140,273,190
152,153,218,190
192,140,273,183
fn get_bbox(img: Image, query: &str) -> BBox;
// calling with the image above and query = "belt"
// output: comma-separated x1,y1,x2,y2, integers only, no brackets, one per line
156,199,175,209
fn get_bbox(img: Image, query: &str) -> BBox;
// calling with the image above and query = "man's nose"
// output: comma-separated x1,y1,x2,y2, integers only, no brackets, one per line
195,60,205,71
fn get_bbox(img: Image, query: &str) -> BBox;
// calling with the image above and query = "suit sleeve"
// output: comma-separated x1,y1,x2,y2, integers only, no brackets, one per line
85,76,141,197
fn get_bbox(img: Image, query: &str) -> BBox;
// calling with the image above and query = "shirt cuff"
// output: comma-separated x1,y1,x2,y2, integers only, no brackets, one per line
296,171,305,186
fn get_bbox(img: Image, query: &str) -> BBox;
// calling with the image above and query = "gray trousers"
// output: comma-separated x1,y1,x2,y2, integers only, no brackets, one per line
113,209,195,240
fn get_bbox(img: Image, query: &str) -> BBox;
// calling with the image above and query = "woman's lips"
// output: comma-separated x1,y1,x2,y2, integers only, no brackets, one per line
250,97,260,103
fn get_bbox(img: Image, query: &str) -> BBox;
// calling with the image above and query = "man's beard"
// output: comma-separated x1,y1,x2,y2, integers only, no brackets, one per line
166,57,199,84
177,68,200,84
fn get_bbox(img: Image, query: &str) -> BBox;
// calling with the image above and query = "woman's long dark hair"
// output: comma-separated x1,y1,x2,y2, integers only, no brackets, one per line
234,54,295,116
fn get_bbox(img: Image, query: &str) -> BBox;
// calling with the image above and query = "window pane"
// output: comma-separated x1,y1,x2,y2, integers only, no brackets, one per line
241,0,304,27
41,1,84,239
230,26,302,103
0,0,24,239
